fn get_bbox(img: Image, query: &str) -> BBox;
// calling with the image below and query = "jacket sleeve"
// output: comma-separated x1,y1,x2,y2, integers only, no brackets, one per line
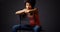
34,8,40,25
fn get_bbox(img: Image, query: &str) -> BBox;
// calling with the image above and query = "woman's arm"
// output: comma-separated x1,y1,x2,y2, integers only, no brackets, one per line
15,10,25,15
28,8,38,13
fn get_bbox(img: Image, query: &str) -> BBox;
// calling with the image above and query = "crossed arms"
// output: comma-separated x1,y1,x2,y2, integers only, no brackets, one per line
15,8,38,15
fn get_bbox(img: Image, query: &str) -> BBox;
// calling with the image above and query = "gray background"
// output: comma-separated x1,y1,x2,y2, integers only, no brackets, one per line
0,0,60,32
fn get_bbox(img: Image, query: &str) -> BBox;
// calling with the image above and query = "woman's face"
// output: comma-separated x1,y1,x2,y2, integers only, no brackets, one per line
26,2,32,9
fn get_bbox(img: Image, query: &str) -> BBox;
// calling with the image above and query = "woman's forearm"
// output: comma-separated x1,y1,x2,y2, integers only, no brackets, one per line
15,10,25,15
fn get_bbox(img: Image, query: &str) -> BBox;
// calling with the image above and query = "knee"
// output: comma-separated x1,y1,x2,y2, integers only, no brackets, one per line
12,25,20,29
33,26,40,30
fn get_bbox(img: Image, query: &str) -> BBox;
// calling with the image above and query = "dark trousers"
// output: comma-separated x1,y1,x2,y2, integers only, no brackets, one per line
12,24,41,32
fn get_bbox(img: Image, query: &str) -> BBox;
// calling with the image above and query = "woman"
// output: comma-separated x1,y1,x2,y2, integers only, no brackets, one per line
12,0,42,32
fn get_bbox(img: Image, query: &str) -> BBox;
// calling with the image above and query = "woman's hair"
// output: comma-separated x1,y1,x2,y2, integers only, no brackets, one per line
25,0,36,9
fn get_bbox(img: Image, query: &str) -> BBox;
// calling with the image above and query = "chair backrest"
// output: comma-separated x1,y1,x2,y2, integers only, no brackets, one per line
19,14,30,25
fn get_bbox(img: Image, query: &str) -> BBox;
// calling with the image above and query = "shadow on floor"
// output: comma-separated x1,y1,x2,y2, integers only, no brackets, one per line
18,30,46,32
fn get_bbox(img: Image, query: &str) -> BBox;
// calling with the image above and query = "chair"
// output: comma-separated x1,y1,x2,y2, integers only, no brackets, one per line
18,14,44,32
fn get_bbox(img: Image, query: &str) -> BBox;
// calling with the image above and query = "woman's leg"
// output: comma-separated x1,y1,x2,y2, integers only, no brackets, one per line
12,24,26,32
12,24,32,32
33,25,41,32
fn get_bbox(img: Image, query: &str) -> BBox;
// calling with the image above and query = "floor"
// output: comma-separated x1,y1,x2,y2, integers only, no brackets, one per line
18,30,45,32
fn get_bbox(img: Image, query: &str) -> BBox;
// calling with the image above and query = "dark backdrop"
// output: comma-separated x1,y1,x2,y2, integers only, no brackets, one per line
0,0,60,32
